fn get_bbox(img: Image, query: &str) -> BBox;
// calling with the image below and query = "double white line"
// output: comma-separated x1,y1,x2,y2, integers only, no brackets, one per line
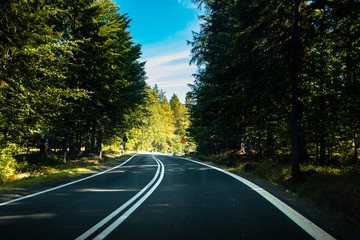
76,155,165,240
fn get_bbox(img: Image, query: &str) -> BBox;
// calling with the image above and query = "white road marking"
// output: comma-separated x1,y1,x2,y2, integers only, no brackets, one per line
179,157,336,240
75,155,163,240
92,155,165,240
0,155,136,207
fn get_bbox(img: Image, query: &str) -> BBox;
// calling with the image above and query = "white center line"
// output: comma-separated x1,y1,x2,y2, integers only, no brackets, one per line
93,155,164,240
75,155,164,240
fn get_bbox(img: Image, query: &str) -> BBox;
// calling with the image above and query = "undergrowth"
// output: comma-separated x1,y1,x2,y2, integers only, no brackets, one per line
0,151,127,191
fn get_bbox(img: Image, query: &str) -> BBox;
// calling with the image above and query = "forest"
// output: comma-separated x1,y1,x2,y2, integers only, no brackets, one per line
1,0,359,182
188,0,360,179
1,0,360,230
125,85,193,154
0,0,191,182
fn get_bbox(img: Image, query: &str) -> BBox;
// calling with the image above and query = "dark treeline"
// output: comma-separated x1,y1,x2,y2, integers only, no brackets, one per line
188,0,359,178
0,0,146,167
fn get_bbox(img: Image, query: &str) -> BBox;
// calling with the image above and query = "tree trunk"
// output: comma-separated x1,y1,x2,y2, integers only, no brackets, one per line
63,150,67,164
90,132,96,153
77,133,82,154
319,136,326,165
290,0,302,180
47,137,52,154
257,131,263,157
97,134,103,159
39,140,46,155
85,130,91,155
63,139,68,164
265,129,275,157
69,134,76,160
353,133,358,162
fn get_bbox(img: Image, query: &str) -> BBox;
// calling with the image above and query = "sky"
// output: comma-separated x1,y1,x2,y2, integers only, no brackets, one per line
114,0,201,102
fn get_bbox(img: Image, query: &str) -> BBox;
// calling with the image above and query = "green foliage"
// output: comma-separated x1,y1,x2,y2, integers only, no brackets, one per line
188,0,360,175
0,143,18,183
124,86,194,153
0,0,146,163
15,152,62,171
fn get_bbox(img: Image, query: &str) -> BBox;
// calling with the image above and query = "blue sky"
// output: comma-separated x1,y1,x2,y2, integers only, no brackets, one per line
114,0,201,102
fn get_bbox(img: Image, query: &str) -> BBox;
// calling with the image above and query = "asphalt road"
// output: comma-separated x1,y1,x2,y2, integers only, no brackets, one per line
0,154,335,240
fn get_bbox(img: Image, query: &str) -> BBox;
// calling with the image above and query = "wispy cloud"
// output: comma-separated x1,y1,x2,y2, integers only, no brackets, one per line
145,51,195,84
146,50,190,68
147,63,191,79
144,49,196,101
178,0,198,9
139,12,201,102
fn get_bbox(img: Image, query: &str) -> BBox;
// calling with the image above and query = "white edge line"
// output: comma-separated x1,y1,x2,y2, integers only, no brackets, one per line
179,157,336,240
93,155,165,240
0,155,137,207
75,155,161,240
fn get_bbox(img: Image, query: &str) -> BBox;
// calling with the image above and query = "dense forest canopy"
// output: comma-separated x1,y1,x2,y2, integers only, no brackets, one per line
0,0,146,156
125,85,194,154
1,0,359,182
188,0,360,178
0,0,194,182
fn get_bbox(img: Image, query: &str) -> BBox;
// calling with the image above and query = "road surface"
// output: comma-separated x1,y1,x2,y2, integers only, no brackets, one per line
0,154,335,239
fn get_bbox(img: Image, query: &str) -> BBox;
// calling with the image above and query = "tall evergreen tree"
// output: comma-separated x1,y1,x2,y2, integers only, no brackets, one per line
189,0,360,177
0,0,146,163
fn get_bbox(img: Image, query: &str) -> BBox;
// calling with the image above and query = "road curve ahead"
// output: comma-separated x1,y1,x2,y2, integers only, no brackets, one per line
0,154,335,240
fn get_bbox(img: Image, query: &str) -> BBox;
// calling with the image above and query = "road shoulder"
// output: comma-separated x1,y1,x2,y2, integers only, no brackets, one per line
181,157,360,240
0,155,132,204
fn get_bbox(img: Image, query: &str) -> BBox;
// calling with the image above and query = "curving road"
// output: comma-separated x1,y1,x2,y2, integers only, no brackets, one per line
0,154,335,239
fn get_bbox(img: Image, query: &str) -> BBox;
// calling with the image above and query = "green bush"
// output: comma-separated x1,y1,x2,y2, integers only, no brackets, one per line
105,144,120,154
14,152,62,173
23,152,61,166
0,143,18,183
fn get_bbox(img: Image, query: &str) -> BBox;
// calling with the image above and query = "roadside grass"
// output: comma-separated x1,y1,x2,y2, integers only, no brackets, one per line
295,170,360,228
186,153,360,231
0,152,128,191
